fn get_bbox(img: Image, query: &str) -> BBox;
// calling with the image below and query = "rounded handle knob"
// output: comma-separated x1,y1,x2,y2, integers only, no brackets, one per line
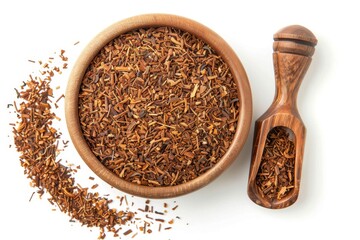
273,25,317,57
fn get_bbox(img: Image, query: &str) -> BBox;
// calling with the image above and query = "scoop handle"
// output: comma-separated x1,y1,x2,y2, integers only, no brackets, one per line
271,25,317,116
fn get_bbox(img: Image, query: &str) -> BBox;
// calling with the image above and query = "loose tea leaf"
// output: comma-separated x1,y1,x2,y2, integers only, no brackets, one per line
12,63,134,237
78,27,240,187
255,126,295,200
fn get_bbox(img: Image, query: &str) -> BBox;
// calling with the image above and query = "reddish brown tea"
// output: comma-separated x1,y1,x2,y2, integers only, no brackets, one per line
78,27,240,187
255,126,295,200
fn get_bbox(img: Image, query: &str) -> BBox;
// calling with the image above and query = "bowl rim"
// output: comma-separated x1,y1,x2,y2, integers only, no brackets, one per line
65,13,252,198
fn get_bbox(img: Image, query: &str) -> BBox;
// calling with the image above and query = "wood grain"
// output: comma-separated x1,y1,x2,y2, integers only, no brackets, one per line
247,25,317,208
65,14,252,198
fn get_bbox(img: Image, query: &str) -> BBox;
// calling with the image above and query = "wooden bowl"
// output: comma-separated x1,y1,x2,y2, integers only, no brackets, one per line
65,14,252,198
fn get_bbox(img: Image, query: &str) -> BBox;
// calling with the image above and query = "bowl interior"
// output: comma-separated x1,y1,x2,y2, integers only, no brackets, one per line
65,14,252,198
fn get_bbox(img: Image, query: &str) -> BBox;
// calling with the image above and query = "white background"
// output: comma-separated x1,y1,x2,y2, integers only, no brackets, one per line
1,0,359,239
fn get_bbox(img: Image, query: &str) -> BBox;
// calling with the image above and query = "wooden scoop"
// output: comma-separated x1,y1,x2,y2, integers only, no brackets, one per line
247,25,317,209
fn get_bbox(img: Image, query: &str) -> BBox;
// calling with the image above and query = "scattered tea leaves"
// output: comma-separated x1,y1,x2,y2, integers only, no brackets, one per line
11,48,181,239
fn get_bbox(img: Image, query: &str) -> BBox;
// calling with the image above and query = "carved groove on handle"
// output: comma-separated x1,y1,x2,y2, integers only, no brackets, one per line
273,25,317,57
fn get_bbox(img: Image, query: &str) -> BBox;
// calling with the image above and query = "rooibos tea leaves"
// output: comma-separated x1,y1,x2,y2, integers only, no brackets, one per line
78,27,240,187
255,126,295,200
